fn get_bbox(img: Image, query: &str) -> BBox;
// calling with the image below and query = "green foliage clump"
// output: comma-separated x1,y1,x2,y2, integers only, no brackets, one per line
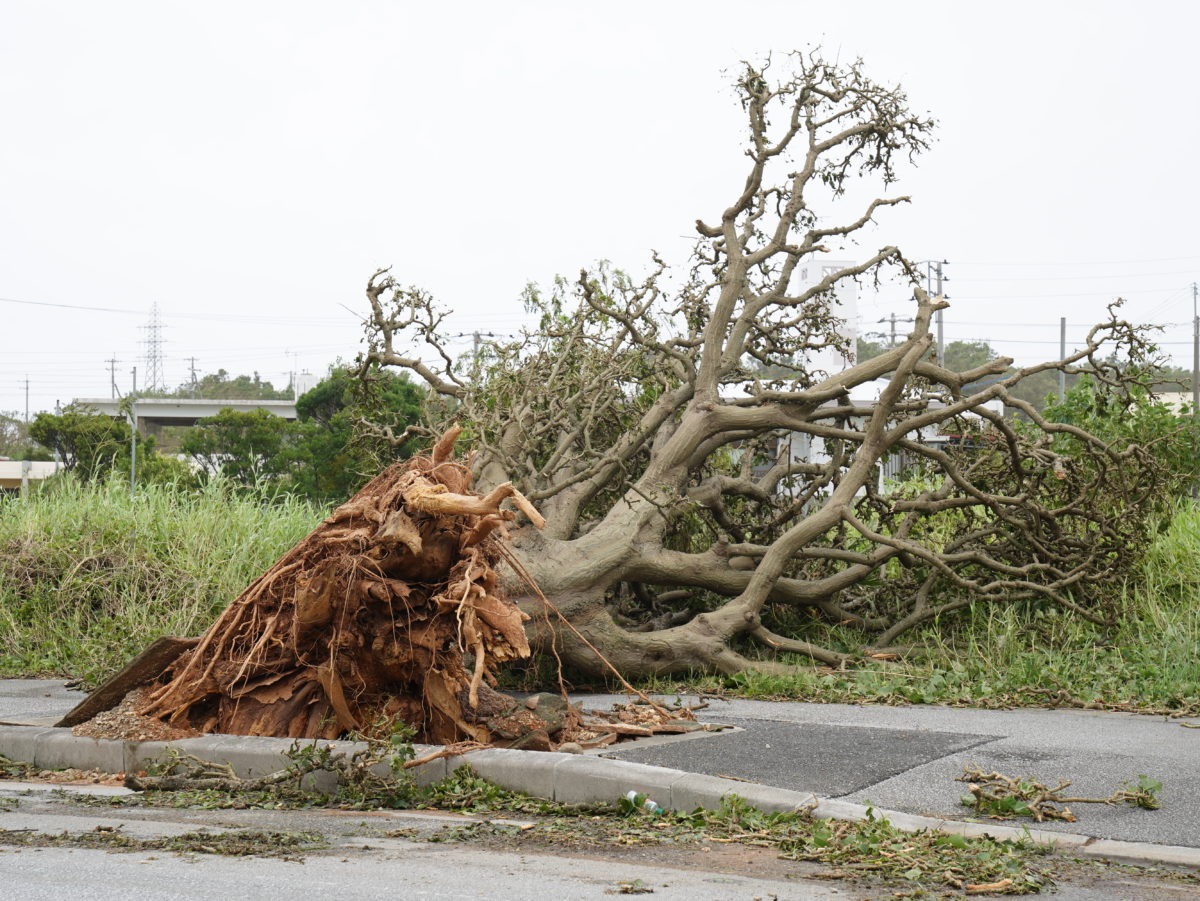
27,407,191,486
180,408,294,487
0,412,51,461
159,369,292,400
285,366,424,502
1044,374,1199,498
179,367,424,504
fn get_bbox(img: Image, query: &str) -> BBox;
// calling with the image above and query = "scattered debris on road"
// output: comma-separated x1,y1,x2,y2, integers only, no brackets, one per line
957,766,1162,822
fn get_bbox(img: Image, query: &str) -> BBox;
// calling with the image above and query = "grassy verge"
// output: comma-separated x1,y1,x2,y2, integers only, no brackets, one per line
0,476,323,686
642,503,1200,716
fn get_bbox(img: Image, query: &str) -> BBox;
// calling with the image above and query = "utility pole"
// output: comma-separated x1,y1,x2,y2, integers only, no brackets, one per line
285,350,300,399
1192,283,1198,502
874,313,915,349
21,377,29,423
1059,317,1067,401
925,260,949,364
187,356,199,397
106,355,120,399
129,366,138,496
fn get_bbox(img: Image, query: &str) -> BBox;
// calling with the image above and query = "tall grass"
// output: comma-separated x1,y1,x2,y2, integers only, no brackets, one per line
0,476,324,686
647,503,1200,715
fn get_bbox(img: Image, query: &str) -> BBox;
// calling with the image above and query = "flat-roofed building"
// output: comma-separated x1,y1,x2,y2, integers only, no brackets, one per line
70,397,297,438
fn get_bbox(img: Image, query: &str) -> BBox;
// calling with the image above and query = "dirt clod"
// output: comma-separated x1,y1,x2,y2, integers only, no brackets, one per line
72,688,198,742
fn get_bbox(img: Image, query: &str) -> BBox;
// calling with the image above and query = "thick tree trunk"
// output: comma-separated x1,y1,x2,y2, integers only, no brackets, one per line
505,519,790,679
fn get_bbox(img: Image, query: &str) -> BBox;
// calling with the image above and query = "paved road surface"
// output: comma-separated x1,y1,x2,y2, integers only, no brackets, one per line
1,781,1195,900
584,693,1200,848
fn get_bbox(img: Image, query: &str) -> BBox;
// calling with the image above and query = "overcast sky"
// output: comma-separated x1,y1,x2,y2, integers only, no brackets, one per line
2,0,1198,417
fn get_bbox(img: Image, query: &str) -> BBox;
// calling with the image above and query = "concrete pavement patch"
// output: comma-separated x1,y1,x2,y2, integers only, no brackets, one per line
604,716,999,795
34,729,125,773
0,724,54,763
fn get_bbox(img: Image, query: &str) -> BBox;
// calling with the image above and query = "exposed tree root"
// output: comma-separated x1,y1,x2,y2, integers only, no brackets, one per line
137,428,539,744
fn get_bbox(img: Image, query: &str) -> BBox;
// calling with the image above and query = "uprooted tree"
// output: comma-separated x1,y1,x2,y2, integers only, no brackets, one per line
355,52,1180,677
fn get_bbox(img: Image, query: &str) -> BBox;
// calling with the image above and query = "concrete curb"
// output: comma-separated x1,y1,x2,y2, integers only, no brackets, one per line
1,724,1196,869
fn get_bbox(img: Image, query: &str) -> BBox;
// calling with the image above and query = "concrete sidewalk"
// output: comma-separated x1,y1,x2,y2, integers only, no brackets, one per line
2,679,1198,868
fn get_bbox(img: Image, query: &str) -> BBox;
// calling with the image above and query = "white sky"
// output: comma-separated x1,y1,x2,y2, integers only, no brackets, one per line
2,0,1198,416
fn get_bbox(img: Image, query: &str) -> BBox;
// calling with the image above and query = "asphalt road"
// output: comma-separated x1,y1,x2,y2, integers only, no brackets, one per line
3,680,1199,850
0,782,1195,900
589,694,1200,848
0,782,865,901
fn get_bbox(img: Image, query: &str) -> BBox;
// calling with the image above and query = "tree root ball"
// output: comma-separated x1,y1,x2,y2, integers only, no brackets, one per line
136,427,540,744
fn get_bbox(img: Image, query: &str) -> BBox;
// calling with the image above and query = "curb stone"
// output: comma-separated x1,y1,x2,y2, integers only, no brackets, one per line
1,724,1197,869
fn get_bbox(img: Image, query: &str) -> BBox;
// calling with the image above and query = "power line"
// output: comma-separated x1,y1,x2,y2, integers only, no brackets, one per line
952,268,1200,282
951,255,1200,266
0,295,352,325
950,286,1186,299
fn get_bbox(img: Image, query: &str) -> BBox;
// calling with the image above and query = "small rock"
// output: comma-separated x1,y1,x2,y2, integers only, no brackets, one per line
508,728,553,752
557,742,584,754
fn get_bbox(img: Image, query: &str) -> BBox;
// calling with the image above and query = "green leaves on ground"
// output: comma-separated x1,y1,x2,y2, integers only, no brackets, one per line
427,789,1051,895
958,768,1162,822
0,824,325,859
781,809,1049,894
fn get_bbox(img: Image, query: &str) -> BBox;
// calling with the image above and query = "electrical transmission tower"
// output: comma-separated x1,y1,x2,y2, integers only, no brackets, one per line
140,303,166,393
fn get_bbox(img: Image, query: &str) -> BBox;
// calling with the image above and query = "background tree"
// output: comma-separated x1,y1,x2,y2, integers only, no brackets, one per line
28,407,188,483
175,368,425,502
180,408,294,487
357,53,1170,676
162,369,292,400
282,367,425,502
0,412,51,461
30,408,133,481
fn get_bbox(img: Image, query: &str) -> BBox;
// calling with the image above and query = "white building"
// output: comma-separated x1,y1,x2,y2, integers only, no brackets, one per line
794,258,859,376
0,459,62,494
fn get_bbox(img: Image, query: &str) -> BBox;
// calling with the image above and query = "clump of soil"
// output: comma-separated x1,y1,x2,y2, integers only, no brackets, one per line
72,688,198,742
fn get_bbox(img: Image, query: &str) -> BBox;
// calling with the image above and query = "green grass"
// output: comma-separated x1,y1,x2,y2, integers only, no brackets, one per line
0,476,324,686
644,503,1200,716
